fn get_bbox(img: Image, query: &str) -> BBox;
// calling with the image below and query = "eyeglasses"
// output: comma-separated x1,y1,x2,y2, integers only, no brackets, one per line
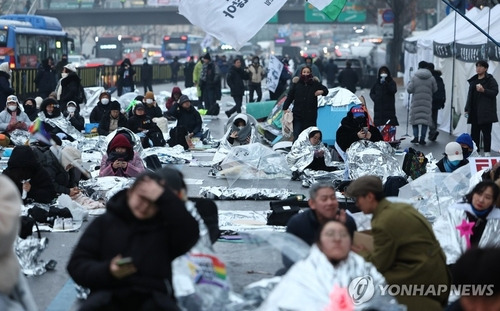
323,230,350,239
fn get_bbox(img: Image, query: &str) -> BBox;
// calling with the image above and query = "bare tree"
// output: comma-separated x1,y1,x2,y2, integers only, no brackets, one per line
386,0,416,74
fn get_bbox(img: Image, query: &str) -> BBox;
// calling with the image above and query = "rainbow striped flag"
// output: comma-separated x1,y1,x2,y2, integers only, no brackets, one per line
29,118,52,145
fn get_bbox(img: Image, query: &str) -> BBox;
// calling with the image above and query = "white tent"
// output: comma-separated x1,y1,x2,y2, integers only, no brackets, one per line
403,6,500,151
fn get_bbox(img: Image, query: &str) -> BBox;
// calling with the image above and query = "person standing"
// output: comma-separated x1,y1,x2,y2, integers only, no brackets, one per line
337,60,358,94
294,56,322,81
427,63,446,141
370,66,398,127
170,56,180,84
325,58,338,88
283,66,328,141
247,56,265,102
183,56,195,88
35,57,57,99
465,60,499,156
225,58,249,118
0,62,14,112
193,56,203,105
347,175,450,311
141,57,153,94
56,64,84,112
407,61,437,145
218,55,229,88
200,53,220,112
117,58,135,96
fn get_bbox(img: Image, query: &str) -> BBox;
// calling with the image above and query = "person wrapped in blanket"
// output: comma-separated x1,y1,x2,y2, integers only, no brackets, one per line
287,127,338,181
336,104,383,153
99,133,145,178
260,220,391,310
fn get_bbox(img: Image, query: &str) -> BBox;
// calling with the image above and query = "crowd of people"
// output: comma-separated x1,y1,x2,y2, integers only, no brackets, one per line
0,53,499,311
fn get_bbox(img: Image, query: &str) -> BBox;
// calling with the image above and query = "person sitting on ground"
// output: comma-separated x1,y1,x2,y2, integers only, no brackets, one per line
127,103,164,148
0,175,37,310
455,133,479,159
433,181,500,265
287,182,357,246
67,171,199,310
262,220,388,310
38,97,78,141
287,127,339,181
2,145,57,204
37,145,83,196
143,91,163,118
167,95,203,138
99,133,145,178
22,97,39,121
63,101,84,132
98,100,128,136
436,142,469,173
0,95,31,135
165,87,183,120
336,104,383,152
226,113,253,146
89,91,111,123
346,175,450,311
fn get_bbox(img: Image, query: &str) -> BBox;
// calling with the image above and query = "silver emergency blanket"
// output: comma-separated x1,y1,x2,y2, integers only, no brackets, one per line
79,86,106,118
432,203,500,265
37,112,85,141
212,114,260,164
80,176,133,202
218,210,284,232
173,201,231,310
212,143,291,185
15,237,49,276
346,140,405,183
301,169,346,188
200,187,293,201
142,145,193,164
399,165,471,222
259,244,403,311
8,129,31,146
286,126,339,172
317,87,362,107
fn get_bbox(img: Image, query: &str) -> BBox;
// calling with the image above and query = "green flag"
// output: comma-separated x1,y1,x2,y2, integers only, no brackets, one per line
321,0,347,21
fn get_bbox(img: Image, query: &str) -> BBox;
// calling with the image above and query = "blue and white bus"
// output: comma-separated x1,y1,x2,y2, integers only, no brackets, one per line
161,35,203,61
0,14,74,68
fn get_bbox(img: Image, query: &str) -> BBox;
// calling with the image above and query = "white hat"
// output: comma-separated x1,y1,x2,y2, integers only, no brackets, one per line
445,142,463,161
0,62,9,75
64,63,77,73
233,113,248,124
35,96,43,109
6,95,18,104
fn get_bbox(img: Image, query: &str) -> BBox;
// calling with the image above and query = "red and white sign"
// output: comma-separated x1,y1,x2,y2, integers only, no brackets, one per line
468,157,500,175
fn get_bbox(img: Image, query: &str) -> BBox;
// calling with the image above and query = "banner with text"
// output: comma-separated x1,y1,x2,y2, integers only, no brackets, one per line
179,0,288,50
266,55,283,93
468,157,500,176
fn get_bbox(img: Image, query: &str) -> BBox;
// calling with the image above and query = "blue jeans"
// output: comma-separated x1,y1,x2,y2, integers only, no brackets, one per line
412,124,428,141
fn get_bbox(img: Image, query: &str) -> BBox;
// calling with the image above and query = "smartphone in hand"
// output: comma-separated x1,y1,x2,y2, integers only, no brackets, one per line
116,257,133,266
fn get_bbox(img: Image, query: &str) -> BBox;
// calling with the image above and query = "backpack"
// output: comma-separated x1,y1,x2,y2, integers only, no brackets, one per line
206,103,220,116
168,126,190,150
402,148,428,180
147,131,166,147
383,176,408,197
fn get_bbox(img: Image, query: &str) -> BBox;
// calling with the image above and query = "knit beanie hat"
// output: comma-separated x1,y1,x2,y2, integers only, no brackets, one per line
456,133,474,149
99,92,110,100
144,91,155,101
110,100,121,111
108,134,132,153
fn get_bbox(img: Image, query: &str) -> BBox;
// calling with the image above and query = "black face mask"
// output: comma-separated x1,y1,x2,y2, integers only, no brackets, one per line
462,147,471,159
354,116,367,127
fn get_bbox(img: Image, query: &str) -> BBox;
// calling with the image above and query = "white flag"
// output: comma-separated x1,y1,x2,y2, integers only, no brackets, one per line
266,55,283,93
178,0,287,50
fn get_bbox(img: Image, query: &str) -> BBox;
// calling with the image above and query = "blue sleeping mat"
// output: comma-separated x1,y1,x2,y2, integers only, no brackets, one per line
316,103,356,146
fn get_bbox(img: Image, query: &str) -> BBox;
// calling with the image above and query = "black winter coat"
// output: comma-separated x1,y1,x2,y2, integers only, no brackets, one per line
141,63,153,82
336,110,383,152
2,146,57,203
127,114,161,134
98,113,128,136
167,104,202,135
282,76,328,123
59,72,83,111
144,104,163,118
63,105,85,132
337,67,359,94
227,65,249,97
432,72,446,110
465,73,499,125
90,102,110,123
67,189,199,310
36,148,75,195
370,76,398,126
35,64,57,98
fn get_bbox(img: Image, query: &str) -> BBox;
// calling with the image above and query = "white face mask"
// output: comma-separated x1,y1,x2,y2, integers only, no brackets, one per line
101,98,109,105
67,107,76,113
7,105,17,111
61,73,68,79
146,99,153,104
380,73,388,78
238,126,244,130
